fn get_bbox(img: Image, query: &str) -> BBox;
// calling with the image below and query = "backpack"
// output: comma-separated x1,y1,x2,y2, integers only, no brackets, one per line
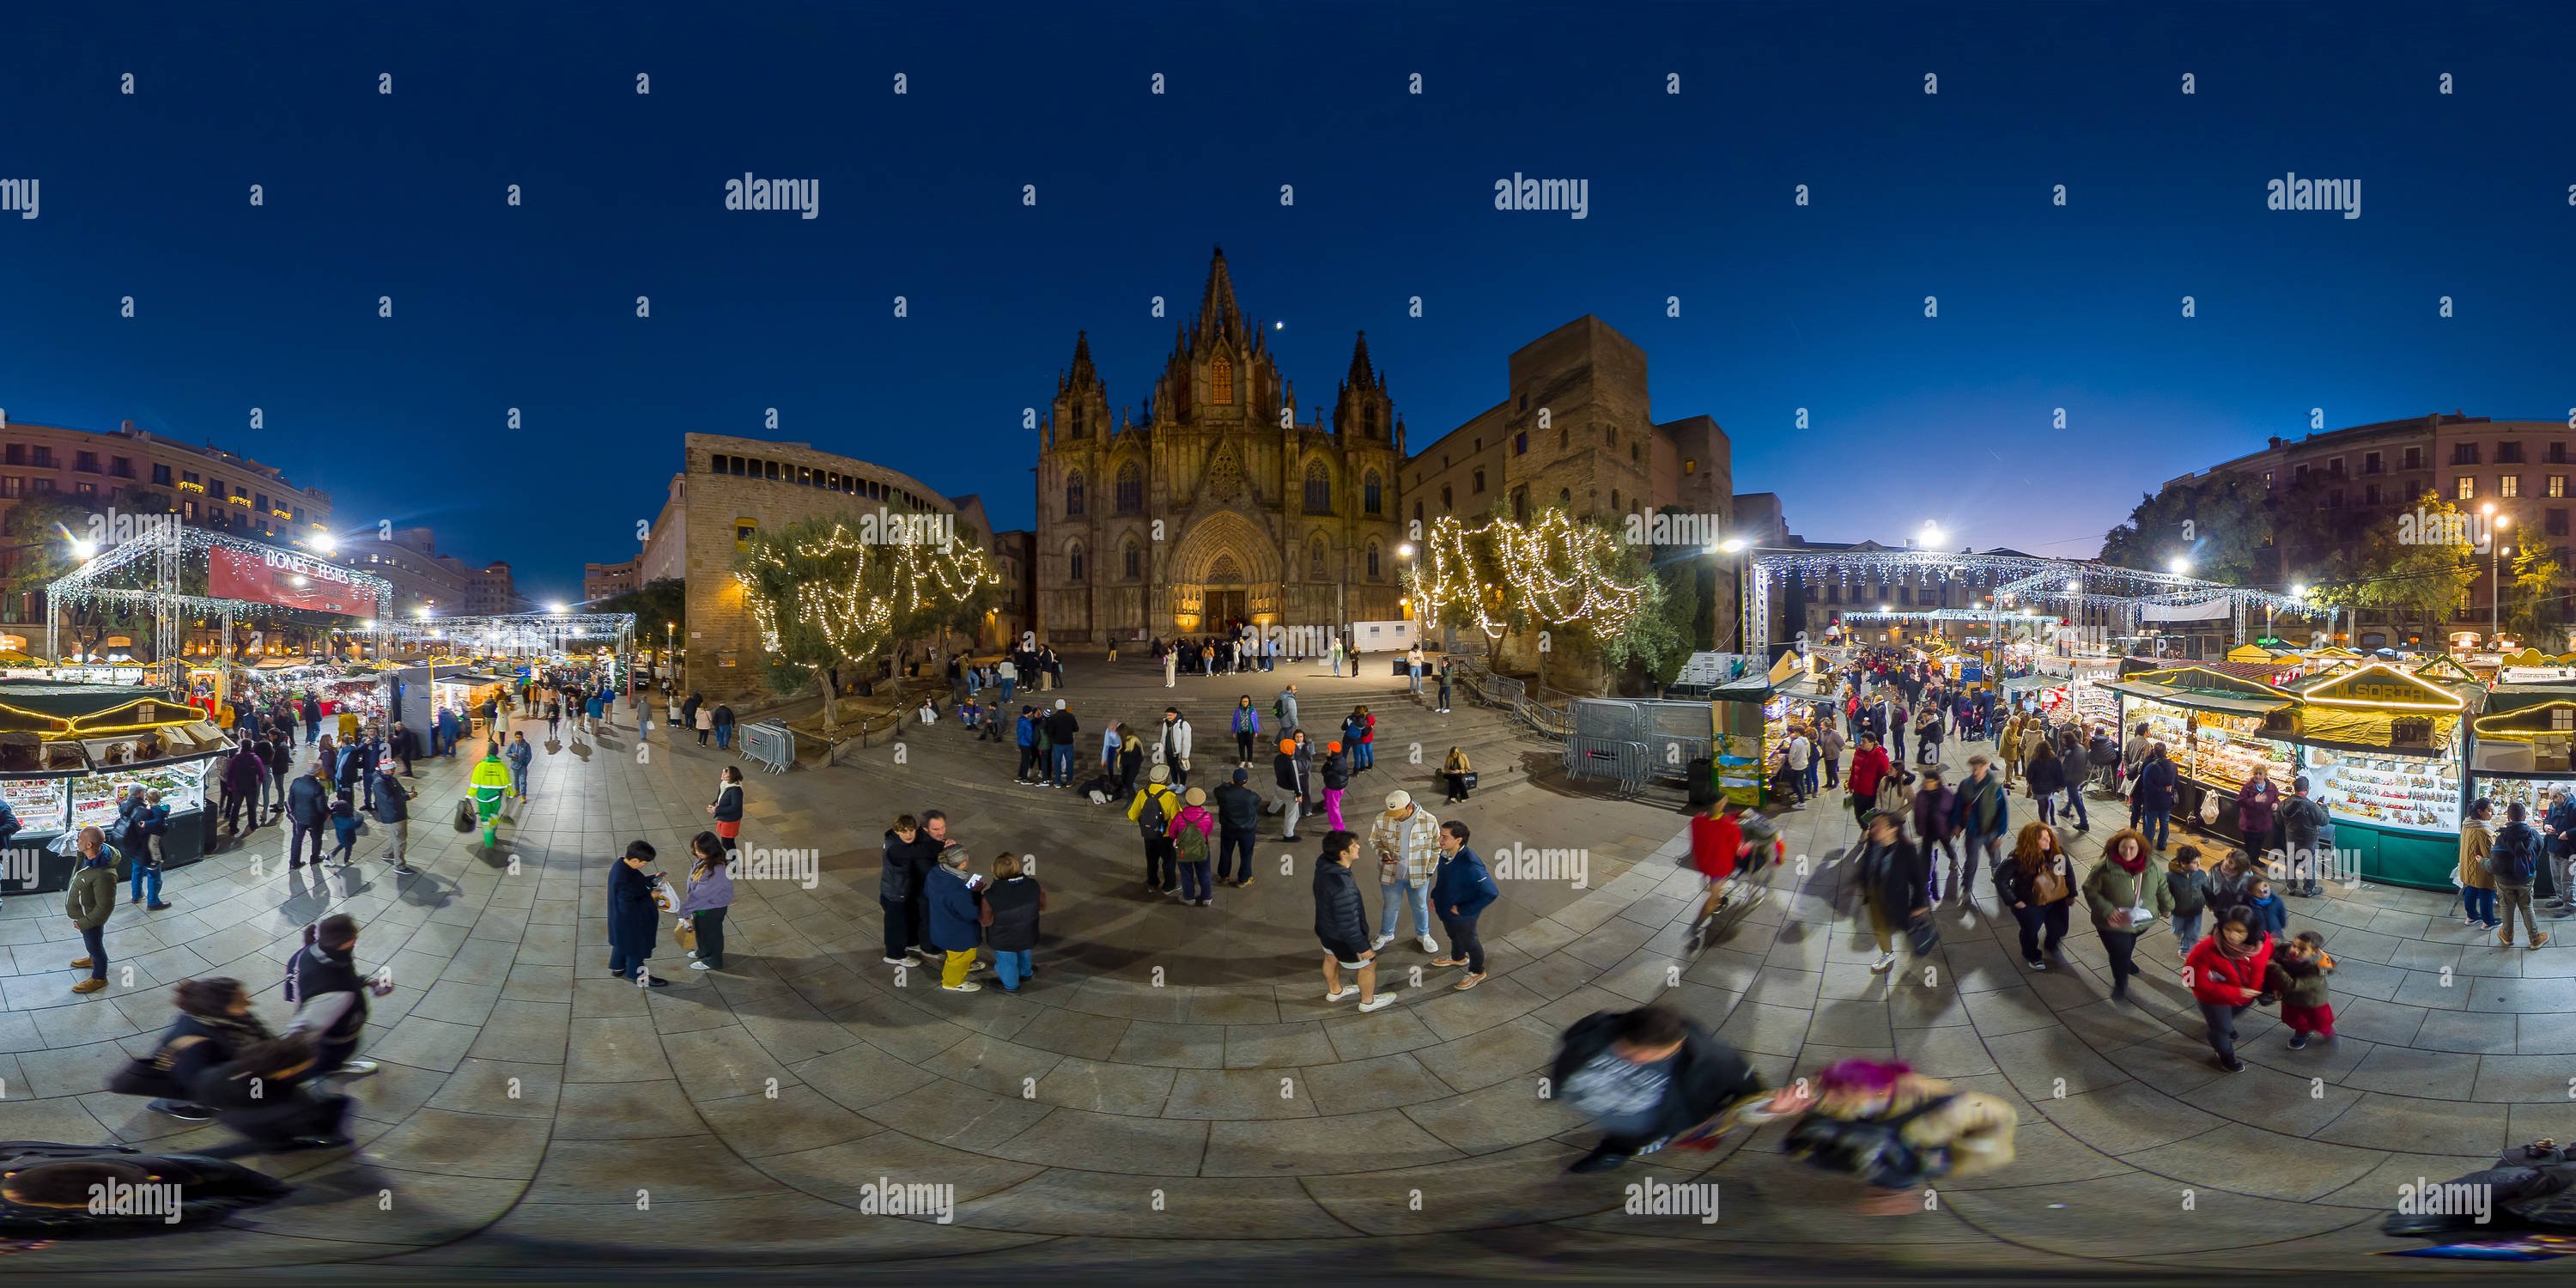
1273,696,1285,719
1137,787,1173,839
2490,824,2541,885
1174,816,1211,865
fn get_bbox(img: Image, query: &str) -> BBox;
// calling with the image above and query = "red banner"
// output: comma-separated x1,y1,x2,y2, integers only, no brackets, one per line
207,547,372,615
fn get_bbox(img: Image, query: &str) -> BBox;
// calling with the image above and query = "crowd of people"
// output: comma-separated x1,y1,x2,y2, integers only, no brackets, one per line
1733,646,2370,1074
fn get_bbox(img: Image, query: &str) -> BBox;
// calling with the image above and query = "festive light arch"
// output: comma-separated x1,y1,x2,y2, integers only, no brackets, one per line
1744,548,2330,650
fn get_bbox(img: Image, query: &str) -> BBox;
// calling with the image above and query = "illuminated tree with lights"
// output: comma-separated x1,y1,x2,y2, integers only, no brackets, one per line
735,517,1001,760
1405,510,1684,690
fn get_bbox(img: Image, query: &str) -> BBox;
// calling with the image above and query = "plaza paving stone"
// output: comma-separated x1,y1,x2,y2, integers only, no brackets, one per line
0,659,2555,1274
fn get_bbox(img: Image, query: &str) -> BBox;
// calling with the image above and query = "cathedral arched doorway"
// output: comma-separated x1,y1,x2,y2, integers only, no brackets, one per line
1168,511,1282,635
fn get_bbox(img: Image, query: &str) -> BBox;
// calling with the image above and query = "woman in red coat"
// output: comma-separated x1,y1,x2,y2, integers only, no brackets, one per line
2184,906,2275,1073
1847,742,1894,832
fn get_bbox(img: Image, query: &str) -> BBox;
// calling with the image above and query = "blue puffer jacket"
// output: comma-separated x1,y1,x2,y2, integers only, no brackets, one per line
925,866,983,953
1430,846,1500,920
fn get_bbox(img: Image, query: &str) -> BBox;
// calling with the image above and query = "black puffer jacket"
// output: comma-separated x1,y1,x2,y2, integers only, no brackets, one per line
1212,781,1262,830
1312,859,1366,944
880,829,943,901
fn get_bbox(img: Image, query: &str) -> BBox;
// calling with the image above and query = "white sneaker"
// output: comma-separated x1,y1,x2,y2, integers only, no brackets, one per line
1326,985,1358,1000
1870,951,1898,973
689,960,712,970
1415,934,1440,954
1358,992,1400,1012
685,949,697,958
336,1060,380,1077
943,981,982,993
1370,934,1394,951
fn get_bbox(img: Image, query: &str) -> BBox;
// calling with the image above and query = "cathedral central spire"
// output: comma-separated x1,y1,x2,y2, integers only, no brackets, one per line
1194,245,1243,350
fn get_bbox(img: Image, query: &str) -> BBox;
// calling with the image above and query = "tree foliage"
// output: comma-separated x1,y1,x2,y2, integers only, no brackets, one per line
733,518,1001,744
2098,471,2269,586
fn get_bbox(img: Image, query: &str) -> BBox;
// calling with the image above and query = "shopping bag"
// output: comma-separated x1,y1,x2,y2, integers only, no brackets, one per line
674,917,696,951
453,799,474,833
1462,770,1479,790
1906,910,1941,956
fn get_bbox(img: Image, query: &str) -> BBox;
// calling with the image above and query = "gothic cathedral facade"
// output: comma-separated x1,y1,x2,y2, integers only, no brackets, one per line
1036,248,1408,642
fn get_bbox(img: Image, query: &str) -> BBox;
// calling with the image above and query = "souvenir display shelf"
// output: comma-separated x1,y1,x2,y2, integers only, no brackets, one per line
2136,701,2293,790
2307,749,2459,833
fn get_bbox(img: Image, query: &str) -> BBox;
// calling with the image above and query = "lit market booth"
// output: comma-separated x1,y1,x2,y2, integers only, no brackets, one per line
2282,662,2472,888
2466,662,2576,848
2103,662,2470,889
2099,666,2303,845
1675,651,1828,808
0,683,230,896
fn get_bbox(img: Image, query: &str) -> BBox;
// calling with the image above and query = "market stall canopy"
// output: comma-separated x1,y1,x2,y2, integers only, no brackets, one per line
437,671,513,686
2411,655,2480,684
2098,665,2296,717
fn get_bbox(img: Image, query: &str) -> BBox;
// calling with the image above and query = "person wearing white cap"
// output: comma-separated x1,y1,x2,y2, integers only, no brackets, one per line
1370,790,1443,953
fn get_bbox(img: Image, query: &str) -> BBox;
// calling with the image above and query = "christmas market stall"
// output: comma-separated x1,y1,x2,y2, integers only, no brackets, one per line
2283,662,2472,890
0,683,230,896
2099,665,2302,848
2468,678,2576,902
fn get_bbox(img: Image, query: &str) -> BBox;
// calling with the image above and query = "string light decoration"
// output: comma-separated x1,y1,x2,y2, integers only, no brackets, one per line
735,521,1002,662
1405,512,1650,640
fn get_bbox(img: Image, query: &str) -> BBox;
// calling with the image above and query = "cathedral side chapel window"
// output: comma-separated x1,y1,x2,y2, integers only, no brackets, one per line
1364,471,1382,515
1303,461,1332,514
1069,543,1086,582
1066,472,1086,516
1115,460,1142,514
1212,355,1234,405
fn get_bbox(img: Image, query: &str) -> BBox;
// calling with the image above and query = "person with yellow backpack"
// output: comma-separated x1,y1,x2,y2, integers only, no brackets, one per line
1127,764,1182,896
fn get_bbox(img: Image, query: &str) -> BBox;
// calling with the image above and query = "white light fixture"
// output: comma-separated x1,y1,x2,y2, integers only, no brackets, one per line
2171,559,2192,575
1719,537,1750,554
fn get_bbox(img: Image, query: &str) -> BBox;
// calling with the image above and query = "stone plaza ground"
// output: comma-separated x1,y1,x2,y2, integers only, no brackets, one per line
0,656,2561,1279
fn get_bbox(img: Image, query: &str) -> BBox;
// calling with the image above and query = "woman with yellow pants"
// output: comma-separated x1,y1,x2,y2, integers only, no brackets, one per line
924,841,987,991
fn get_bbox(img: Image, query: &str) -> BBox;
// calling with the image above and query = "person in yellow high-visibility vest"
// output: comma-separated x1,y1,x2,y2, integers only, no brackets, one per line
468,743,516,847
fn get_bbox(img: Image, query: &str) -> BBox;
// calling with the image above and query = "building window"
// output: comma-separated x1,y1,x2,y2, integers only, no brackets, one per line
1517,393,1527,411
1684,459,1696,475
1210,355,1234,405
2404,446,2424,470
151,463,171,486
2364,452,2382,474
1303,461,1331,514
2293,463,2308,483
1068,544,1085,582
0,446,16,465
1366,542,1382,580
31,447,52,469
1558,487,1571,507
1559,428,1568,450
0,478,16,498
1123,540,1140,580
2458,477,2476,501
1066,472,1085,516
1115,461,1141,514
2500,441,2526,464
2553,476,2567,499
1440,484,1453,512
1363,471,1382,514
1472,468,1485,495
1631,443,1640,463
2454,443,2482,465
1612,488,1622,511
30,478,52,495
1512,486,1528,523
2365,483,2382,506
1514,432,1527,455
110,457,132,478
2549,509,2569,537
762,459,779,480
1413,501,1423,524
2263,471,2274,489
2503,475,2522,498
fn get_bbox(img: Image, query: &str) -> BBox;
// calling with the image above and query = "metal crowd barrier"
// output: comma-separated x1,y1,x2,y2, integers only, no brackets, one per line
738,720,797,775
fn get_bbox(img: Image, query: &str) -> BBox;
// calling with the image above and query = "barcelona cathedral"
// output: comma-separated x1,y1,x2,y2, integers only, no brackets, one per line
1033,247,1733,644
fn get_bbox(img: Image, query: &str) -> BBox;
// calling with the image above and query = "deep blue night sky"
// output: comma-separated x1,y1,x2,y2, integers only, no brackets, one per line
3,2,2571,602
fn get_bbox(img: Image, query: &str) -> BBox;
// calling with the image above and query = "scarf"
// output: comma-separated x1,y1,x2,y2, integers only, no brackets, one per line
2111,848,2148,876
2215,931,2263,962
192,1009,274,1050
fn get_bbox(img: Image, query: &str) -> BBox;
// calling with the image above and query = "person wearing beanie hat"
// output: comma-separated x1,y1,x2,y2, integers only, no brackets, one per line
1370,790,1443,954
1212,767,1263,887
1128,757,1185,896
1167,785,1218,906
1320,739,1352,830
1270,736,1309,841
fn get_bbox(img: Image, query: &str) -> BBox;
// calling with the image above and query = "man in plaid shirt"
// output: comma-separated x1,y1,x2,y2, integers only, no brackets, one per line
1370,790,1443,953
